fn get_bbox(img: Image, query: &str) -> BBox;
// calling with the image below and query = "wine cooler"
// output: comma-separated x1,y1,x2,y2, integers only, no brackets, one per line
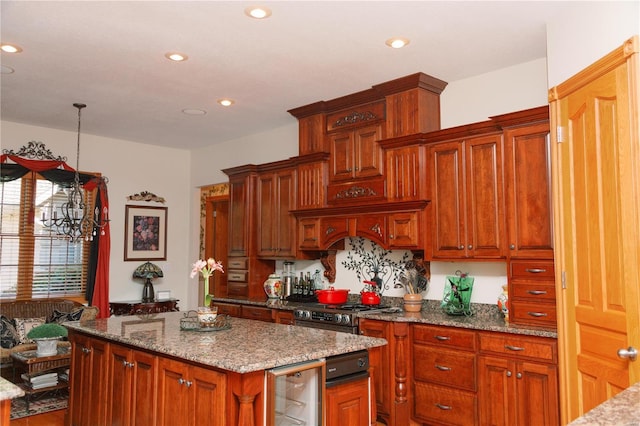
265,359,326,426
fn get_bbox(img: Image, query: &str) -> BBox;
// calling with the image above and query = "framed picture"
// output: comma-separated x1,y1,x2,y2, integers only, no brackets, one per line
124,205,167,261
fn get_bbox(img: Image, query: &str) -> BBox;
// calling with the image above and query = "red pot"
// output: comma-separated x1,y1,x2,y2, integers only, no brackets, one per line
316,287,349,304
361,291,381,305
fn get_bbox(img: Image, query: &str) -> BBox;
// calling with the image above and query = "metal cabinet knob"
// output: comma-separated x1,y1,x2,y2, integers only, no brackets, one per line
458,245,464,250
468,244,473,250
516,373,522,379
617,347,638,361
510,244,515,250
506,371,512,377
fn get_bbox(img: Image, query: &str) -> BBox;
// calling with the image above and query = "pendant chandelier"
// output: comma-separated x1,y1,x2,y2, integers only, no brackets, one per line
42,103,109,243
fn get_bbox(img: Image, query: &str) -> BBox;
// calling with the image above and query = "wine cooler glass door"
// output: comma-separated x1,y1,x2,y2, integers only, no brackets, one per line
266,359,326,426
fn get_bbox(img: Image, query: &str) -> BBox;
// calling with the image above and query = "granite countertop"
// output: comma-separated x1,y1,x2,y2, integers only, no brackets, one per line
64,311,387,374
213,297,558,339
0,376,24,401
567,381,640,425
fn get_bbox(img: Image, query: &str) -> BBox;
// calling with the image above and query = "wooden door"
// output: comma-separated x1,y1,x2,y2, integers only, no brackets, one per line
227,176,249,257
385,145,425,202
330,131,354,181
503,121,553,259
549,36,640,422
515,361,559,426
85,338,108,426
189,365,226,426
69,334,90,426
157,357,189,426
358,319,391,423
205,197,228,297
108,345,132,426
275,169,296,257
326,378,370,426
465,134,504,258
130,349,157,426
353,125,383,179
478,356,513,426
257,173,276,256
431,140,466,258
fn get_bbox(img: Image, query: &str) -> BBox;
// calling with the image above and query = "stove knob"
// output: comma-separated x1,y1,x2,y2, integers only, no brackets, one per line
294,310,302,319
334,314,343,324
302,310,311,320
342,315,351,325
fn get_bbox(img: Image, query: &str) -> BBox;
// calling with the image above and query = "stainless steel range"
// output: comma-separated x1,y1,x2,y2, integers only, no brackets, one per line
293,303,389,334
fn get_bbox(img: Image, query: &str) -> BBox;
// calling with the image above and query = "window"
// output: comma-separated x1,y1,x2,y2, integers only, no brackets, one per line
0,172,93,300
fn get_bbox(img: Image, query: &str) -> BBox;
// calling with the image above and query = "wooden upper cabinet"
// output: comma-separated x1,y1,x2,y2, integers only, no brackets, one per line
257,167,297,258
226,171,253,257
385,87,443,137
430,133,504,259
329,124,383,182
298,113,327,155
385,144,426,202
502,121,553,259
296,157,327,210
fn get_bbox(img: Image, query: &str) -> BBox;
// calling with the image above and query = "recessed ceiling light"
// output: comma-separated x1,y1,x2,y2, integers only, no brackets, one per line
165,52,188,62
245,6,272,19
217,99,235,107
1,43,23,53
182,108,207,116
385,38,410,49
1,65,15,74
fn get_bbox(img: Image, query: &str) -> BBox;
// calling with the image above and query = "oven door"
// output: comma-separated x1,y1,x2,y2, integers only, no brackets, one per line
294,320,358,334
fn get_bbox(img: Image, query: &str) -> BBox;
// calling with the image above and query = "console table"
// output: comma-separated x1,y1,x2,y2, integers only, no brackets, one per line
109,299,179,316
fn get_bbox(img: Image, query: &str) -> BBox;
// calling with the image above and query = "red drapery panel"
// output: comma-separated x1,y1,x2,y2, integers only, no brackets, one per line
85,178,110,318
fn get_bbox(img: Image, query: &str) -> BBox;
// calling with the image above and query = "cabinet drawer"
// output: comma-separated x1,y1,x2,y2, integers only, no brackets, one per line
227,282,249,297
414,382,477,426
227,270,248,282
227,257,248,269
510,260,555,279
241,305,273,322
413,346,476,391
413,324,477,351
479,332,557,363
213,302,241,317
510,301,557,328
511,281,556,301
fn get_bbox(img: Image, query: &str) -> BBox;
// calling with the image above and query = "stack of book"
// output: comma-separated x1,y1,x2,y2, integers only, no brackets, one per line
21,371,58,389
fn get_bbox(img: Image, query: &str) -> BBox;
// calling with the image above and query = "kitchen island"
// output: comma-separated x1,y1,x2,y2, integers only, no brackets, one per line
64,311,386,426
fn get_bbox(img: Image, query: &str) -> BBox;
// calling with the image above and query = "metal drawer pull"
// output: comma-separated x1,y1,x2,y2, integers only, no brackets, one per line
435,365,451,371
505,345,525,352
527,312,548,317
434,335,451,341
525,268,547,273
435,403,452,410
527,290,548,295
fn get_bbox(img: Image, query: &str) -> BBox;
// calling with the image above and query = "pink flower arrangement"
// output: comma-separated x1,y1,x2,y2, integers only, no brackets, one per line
190,258,224,306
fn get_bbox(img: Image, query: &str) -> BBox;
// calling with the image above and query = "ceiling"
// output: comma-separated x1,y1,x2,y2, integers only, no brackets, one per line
1,1,577,151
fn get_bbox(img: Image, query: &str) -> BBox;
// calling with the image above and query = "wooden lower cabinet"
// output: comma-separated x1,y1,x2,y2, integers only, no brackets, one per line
411,324,478,426
241,305,273,322
273,309,295,324
326,376,371,426
212,301,241,317
156,357,227,426
69,334,109,426
108,344,157,426
359,319,392,424
477,332,559,426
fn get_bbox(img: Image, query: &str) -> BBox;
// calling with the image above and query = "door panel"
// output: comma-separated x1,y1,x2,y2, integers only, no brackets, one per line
550,37,639,422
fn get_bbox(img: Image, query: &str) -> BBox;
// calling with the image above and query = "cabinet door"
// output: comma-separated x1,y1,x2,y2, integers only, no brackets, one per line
356,215,387,247
297,161,326,209
157,358,189,426
388,212,420,248
326,377,370,426
228,176,250,257
275,169,296,257
76,338,108,426
359,319,391,422
478,356,513,426
298,218,321,250
130,349,157,426
109,345,132,426
273,310,295,325
320,217,350,248
189,365,226,426
503,122,553,259
330,131,355,181
69,334,90,426
257,173,276,256
386,145,424,202
465,134,504,258
431,141,466,258
515,361,559,426
353,125,383,179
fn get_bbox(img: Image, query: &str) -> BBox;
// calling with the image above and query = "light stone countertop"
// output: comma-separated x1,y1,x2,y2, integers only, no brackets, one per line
215,297,558,339
63,311,387,374
567,381,640,425
0,376,24,401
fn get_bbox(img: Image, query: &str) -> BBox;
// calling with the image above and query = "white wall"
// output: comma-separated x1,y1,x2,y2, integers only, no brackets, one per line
1,121,192,307
440,58,549,128
546,1,639,87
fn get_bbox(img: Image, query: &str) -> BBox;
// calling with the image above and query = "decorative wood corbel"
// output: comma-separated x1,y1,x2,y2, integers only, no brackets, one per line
320,250,337,284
